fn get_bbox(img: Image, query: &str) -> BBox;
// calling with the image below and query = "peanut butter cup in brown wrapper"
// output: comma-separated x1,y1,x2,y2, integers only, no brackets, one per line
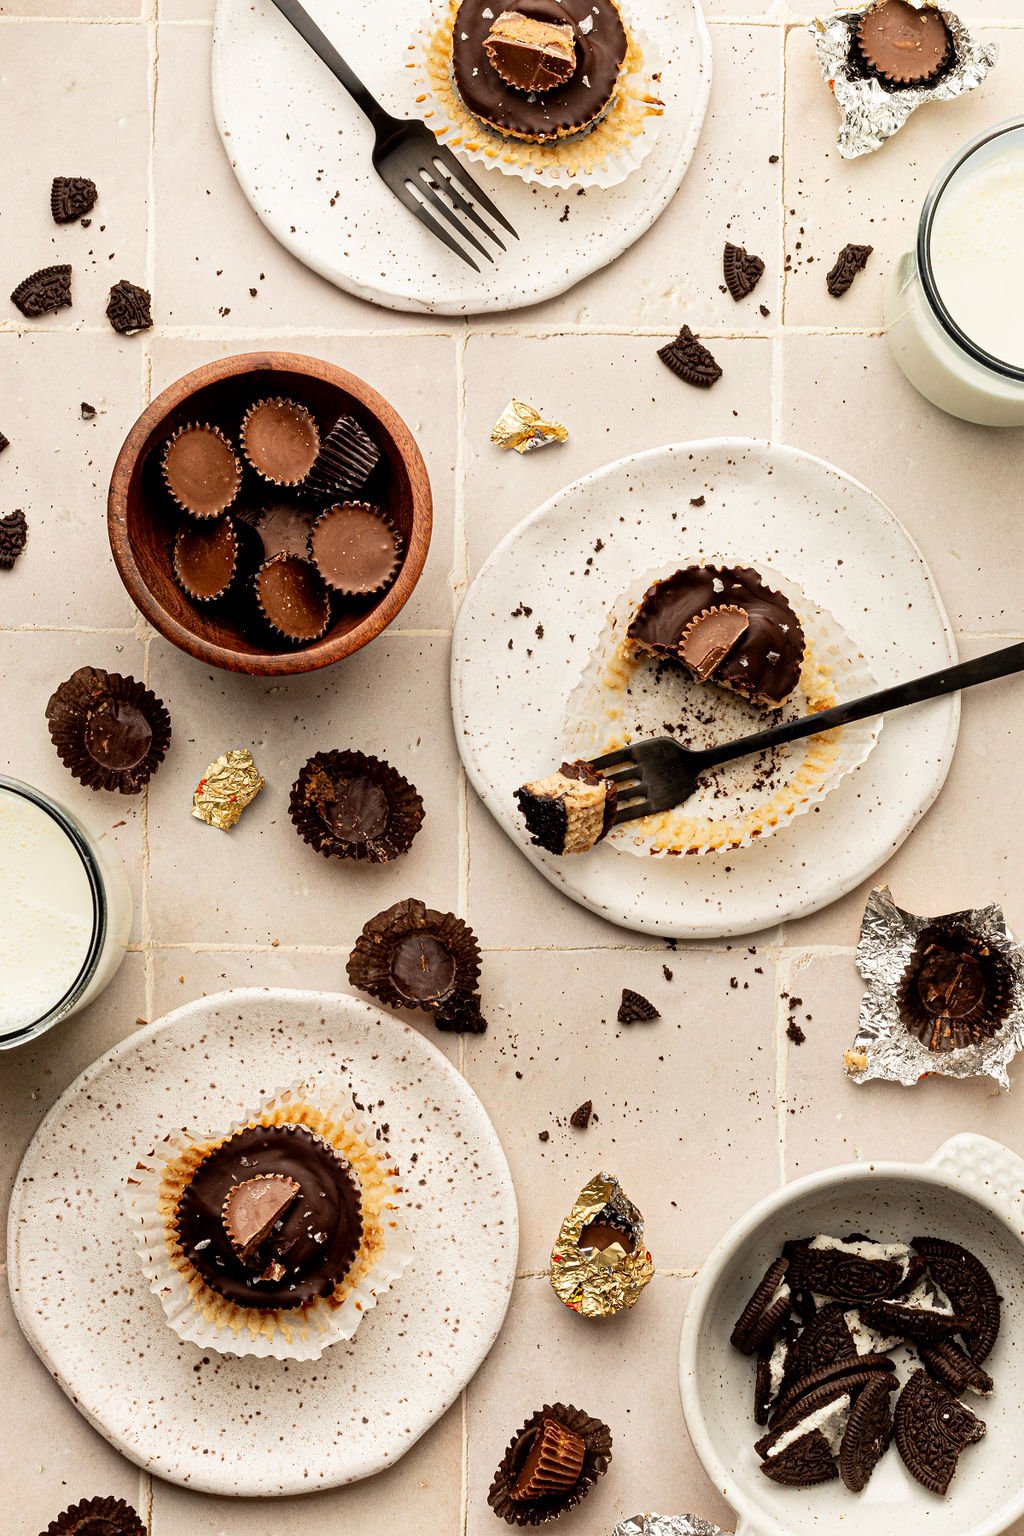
172,515,238,603
240,397,320,488
192,747,265,830
46,666,172,794
42,1494,147,1536
290,750,424,863
347,897,483,1022
488,1403,612,1525
549,1171,654,1317
898,919,1014,1053
255,553,331,643
309,502,403,598
161,422,242,519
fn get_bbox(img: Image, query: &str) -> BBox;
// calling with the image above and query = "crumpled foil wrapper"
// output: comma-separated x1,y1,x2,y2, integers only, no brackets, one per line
810,2,997,158
845,885,1024,1088
549,1171,654,1316
611,1519,727,1536
491,399,569,455
192,748,265,830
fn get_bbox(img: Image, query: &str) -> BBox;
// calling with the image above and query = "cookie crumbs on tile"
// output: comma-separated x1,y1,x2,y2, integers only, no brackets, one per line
570,1100,593,1129
827,244,873,298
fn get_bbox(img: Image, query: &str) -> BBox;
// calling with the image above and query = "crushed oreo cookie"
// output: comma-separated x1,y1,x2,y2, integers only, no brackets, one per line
50,175,98,224
107,278,153,335
826,243,873,298
617,988,660,1025
723,241,765,300
570,1100,593,1129
11,263,72,318
657,325,723,387
0,510,28,570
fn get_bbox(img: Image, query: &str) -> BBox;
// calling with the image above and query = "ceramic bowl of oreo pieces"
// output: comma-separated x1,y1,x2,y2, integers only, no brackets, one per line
108,351,432,675
679,1133,1024,1536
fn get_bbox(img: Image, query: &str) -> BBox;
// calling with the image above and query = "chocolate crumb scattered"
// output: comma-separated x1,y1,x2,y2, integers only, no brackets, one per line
723,241,765,301
51,175,98,224
106,278,152,335
511,602,533,618
570,1100,593,1129
560,205,570,222
538,1130,550,1142
658,326,722,388
80,401,97,421
787,1019,806,1045
759,304,770,318
826,244,873,298
10,263,72,318
618,988,660,1025
0,431,8,455
769,153,779,164
663,964,673,982
690,495,705,507
0,510,28,570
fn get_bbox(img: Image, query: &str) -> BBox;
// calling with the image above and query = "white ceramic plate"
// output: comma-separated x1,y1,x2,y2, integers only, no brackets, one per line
211,0,712,314
451,438,959,938
6,990,518,1497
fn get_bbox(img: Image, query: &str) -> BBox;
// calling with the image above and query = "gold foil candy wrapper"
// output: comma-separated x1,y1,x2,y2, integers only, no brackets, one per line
845,885,1024,1089
491,399,569,455
549,1171,654,1317
611,1519,728,1536
192,748,265,830
810,3,997,158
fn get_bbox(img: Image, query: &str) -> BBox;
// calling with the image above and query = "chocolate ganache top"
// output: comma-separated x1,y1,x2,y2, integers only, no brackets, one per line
627,565,806,707
452,0,628,141
175,1123,362,1309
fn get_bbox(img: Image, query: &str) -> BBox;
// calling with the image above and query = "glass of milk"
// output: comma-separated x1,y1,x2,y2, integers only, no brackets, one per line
0,775,133,1050
885,118,1024,426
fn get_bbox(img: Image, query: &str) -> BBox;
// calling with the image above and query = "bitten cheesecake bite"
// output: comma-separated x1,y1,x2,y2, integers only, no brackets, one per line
515,759,617,855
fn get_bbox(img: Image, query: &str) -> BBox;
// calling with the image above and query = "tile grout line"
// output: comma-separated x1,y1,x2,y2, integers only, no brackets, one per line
770,8,786,443
773,950,792,1186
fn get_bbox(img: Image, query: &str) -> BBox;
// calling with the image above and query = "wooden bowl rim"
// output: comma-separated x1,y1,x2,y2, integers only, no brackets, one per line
107,350,433,676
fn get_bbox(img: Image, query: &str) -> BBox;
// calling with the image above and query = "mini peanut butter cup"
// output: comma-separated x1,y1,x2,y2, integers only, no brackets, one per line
309,501,402,598
161,423,242,520
347,897,482,1018
240,397,321,488
897,919,1013,1052
483,12,578,93
255,553,331,644
290,749,424,864
305,414,381,503
41,1493,146,1536
46,665,172,794
222,1173,301,1264
488,1403,612,1525
172,515,238,602
856,0,952,86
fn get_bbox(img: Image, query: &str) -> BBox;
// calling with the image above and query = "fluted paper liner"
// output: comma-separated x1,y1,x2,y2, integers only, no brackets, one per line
561,559,882,857
488,1402,612,1525
125,1076,412,1360
411,2,664,189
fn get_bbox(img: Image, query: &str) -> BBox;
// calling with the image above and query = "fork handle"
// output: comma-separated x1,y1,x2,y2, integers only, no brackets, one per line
700,640,1024,770
268,0,397,129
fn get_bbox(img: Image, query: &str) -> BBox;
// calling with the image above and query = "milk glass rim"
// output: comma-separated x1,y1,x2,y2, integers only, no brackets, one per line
918,115,1024,384
0,774,106,1050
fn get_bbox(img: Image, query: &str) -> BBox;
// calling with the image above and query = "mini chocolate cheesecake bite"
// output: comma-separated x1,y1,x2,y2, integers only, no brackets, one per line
162,423,242,519
898,920,1013,1052
628,565,806,708
856,0,952,86
348,897,484,1026
172,515,238,602
240,397,321,487
290,749,424,863
515,759,617,856
452,0,629,143
46,666,172,794
309,501,402,597
174,1122,363,1309
255,553,331,643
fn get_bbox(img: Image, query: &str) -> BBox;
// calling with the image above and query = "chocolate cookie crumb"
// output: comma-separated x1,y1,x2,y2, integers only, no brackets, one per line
570,1100,593,1129
538,1130,550,1142
50,175,98,224
658,326,723,388
107,278,153,335
787,1019,806,1046
826,244,873,298
618,988,660,1024
690,494,705,507
0,510,27,569
11,263,72,318
723,242,765,301
0,431,8,455
81,401,97,421
663,964,673,982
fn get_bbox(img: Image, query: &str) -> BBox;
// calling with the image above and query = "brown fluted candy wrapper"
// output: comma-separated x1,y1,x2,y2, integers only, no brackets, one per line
46,666,172,795
610,1520,728,1536
192,747,265,830
488,1403,612,1525
41,1495,147,1536
509,1414,586,1500
549,1171,654,1317
347,897,482,1017
491,399,569,455
809,1,996,158
845,886,1024,1087
289,749,424,863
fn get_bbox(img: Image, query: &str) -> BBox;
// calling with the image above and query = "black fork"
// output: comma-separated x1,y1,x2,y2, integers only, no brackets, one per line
590,640,1024,825
268,0,518,270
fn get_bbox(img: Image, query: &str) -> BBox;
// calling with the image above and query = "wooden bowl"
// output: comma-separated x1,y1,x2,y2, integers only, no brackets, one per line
107,352,432,675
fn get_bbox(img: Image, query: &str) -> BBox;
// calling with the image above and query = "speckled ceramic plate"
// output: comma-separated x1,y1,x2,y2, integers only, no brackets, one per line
210,0,711,314
451,438,959,938
7,990,518,1497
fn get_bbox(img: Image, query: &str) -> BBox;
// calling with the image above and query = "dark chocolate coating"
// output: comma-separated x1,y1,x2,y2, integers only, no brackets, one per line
898,922,1013,1052
84,700,153,771
628,565,804,706
856,0,951,85
390,933,458,1003
173,516,237,600
323,776,391,842
175,1123,362,1309
452,0,627,141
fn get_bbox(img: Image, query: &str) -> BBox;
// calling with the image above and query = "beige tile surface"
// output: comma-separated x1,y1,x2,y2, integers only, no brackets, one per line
4,4,1024,1536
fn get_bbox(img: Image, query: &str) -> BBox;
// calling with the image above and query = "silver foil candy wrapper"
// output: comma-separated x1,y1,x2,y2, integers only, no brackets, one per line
809,3,997,158
610,1518,728,1536
846,885,1024,1088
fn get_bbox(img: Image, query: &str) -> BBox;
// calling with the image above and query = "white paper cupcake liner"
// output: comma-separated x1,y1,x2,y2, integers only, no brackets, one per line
125,1075,412,1361
409,1,664,188
561,559,883,857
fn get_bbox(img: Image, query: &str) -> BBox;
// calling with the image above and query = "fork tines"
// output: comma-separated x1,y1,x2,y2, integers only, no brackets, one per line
391,141,518,270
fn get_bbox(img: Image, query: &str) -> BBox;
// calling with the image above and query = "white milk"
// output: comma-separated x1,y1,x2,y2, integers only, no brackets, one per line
0,781,132,1045
885,120,1024,425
